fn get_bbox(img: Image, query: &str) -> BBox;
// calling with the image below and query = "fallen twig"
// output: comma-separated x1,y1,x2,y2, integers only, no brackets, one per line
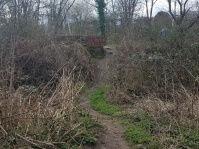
28,138,58,148
15,133,43,149
0,125,8,135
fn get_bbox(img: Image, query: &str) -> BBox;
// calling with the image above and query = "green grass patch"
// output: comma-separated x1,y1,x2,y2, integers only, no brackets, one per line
177,127,199,148
89,87,121,116
125,124,151,144
124,114,153,147
123,114,199,149
105,45,117,48
123,114,167,148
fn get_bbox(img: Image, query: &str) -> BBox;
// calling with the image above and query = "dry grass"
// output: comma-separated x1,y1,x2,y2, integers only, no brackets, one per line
108,34,199,124
14,38,95,87
0,71,70,143
0,36,98,148
0,69,98,148
107,33,199,148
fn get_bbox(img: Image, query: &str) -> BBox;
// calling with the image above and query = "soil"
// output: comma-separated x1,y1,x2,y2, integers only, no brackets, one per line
80,47,130,149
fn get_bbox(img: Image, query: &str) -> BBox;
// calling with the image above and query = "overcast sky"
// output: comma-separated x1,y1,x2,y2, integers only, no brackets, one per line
152,0,196,16
75,0,197,17
153,1,168,15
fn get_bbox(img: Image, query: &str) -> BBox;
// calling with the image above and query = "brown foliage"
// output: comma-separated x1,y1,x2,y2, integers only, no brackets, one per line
108,27,199,121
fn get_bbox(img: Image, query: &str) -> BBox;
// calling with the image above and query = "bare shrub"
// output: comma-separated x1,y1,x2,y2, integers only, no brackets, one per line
0,34,98,148
108,26,199,121
12,37,95,89
0,70,97,148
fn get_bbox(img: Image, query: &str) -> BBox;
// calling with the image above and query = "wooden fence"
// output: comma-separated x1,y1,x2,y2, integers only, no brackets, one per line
56,35,104,48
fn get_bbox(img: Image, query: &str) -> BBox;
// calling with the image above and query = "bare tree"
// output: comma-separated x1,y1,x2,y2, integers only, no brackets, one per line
167,0,199,29
49,0,75,36
144,0,158,22
70,0,94,26
167,0,190,25
69,0,95,34
186,0,199,29
118,0,139,27
9,0,17,94
34,0,41,23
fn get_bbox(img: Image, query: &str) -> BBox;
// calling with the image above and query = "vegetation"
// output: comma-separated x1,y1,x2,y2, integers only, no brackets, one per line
89,86,121,116
121,114,199,148
95,0,106,41
125,124,151,144
0,71,99,148
0,0,199,148
86,47,106,59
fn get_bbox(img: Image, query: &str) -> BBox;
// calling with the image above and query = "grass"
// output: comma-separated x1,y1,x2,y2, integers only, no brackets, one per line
125,124,151,144
121,113,199,149
89,86,199,149
0,113,100,149
0,75,102,149
89,86,121,116
105,44,117,48
123,114,153,147
88,85,199,149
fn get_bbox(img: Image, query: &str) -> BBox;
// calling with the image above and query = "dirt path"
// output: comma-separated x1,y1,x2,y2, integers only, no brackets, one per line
80,47,130,149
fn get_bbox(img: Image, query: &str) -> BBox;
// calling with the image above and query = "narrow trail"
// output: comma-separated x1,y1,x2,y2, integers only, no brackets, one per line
80,47,130,149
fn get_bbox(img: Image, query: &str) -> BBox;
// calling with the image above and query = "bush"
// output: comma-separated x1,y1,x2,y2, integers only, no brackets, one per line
108,25,199,110
14,39,95,88
0,32,98,148
0,73,99,148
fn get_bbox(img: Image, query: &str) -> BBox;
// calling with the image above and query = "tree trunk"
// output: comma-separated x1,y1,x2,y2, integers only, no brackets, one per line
9,0,17,94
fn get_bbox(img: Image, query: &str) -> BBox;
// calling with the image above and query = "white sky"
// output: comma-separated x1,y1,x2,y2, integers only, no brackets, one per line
71,0,197,17
152,0,196,16
154,1,169,15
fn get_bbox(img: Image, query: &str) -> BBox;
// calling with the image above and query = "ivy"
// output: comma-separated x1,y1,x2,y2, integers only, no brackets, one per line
95,0,106,44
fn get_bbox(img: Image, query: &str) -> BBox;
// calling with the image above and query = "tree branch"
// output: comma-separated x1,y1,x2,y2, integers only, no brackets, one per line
186,14,199,30
54,0,76,36
83,0,98,8
168,0,176,23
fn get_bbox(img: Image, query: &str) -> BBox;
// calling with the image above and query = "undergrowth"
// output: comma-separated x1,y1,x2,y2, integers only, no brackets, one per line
89,85,199,149
89,86,121,116
86,47,106,59
122,114,199,149
0,38,100,148
0,73,101,148
125,124,151,144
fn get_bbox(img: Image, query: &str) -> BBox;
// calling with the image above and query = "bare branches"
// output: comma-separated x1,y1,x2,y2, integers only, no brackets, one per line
144,0,158,22
119,0,139,27
167,0,196,26
54,0,76,36
168,0,177,24
83,0,97,8
186,13,199,30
